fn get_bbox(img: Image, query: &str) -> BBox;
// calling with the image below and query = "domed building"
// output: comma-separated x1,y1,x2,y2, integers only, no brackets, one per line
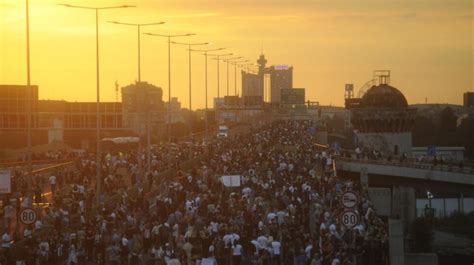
348,71,416,155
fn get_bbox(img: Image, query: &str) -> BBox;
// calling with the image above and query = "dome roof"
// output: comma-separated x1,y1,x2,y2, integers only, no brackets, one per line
361,84,408,108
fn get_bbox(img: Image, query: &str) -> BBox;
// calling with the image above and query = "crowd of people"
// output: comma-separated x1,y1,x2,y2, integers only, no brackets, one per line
1,120,388,265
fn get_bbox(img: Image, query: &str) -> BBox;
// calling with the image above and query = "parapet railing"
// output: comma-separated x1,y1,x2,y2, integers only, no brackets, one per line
337,156,474,174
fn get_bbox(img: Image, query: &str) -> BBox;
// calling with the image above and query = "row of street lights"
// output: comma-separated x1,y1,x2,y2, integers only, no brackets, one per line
23,1,259,203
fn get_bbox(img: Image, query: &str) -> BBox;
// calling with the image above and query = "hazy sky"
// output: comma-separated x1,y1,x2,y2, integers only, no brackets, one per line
1,0,473,109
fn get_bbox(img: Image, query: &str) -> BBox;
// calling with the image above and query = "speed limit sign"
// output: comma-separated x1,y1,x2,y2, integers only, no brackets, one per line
341,191,358,209
18,208,37,225
340,210,359,229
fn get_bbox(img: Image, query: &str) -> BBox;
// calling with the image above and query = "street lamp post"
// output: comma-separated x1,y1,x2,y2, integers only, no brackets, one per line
229,60,249,95
25,0,32,186
208,53,233,99
108,21,165,174
222,57,243,96
187,48,225,132
208,53,233,126
108,21,165,82
171,42,210,111
143,33,195,141
60,3,135,203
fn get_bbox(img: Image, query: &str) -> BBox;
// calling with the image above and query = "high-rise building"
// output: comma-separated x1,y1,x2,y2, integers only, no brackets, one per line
121,82,164,135
241,71,263,105
269,65,293,103
164,97,184,124
464,92,474,107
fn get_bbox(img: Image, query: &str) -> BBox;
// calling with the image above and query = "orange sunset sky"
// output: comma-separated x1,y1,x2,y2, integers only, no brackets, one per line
1,0,473,109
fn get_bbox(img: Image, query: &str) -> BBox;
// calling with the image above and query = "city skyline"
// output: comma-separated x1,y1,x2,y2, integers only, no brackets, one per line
1,0,472,108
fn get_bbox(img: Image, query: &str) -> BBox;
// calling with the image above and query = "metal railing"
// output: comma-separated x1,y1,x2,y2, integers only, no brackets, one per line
337,156,474,174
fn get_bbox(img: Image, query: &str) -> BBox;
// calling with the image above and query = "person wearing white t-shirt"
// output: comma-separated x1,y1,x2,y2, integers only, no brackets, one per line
271,239,281,265
49,175,57,194
232,240,243,265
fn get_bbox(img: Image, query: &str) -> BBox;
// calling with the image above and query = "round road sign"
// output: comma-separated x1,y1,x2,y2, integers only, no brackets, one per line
340,210,359,229
341,191,358,209
18,208,37,225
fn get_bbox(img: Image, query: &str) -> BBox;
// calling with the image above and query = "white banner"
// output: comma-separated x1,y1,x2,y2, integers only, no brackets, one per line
0,170,11,194
221,175,241,187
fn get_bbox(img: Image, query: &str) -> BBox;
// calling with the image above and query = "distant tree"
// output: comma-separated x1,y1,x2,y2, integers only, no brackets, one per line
438,107,457,133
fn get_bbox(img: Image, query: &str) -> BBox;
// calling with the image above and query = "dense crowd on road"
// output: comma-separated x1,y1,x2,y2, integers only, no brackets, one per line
1,120,388,265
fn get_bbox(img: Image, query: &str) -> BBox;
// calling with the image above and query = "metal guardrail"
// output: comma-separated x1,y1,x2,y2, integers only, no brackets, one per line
31,160,75,174
0,158,75,168
337,157,474,174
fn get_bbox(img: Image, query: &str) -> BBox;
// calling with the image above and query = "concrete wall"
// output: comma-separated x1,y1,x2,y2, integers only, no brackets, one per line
337,160,474,186
367,187,391,216
356,132,412,155
389,219,405,265
405,253,438,265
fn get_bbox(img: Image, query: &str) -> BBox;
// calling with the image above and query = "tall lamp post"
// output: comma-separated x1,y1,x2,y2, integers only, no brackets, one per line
171,41,210,111
108,21,165,174
143,33,195,141
60,3,135,203
25,0,32,184
222,57,243,96
208,53,233,100
229,60,249,95
188,48,225,132
108,21,165,82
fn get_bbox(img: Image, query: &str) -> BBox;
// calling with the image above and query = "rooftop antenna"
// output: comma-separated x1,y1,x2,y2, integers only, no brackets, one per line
115,81,119,102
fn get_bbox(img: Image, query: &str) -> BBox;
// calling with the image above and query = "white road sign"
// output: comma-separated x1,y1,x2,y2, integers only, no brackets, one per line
0,170,11,194
340,210,359,229
341,191,358,208
19,208,37,225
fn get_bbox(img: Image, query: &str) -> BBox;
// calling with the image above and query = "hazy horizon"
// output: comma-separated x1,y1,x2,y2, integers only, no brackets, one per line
1,0,473,108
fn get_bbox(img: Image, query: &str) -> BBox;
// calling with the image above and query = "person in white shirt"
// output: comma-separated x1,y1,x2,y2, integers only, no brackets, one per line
49,175,57,194
271,239,282,264
232,240,243,265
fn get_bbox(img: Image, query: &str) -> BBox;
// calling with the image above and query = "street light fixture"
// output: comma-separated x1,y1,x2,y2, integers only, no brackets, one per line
222,57,243,96
60,3,135,203
25,0,33,187
108,21,165,174
229,60,249,95
108,21,165,82
188,48,225,132
208,52,233,100
144,32,195,141
171,41,210,111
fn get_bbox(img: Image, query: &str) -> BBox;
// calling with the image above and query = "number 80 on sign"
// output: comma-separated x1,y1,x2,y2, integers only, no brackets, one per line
18,208,37,225
340,210,359,229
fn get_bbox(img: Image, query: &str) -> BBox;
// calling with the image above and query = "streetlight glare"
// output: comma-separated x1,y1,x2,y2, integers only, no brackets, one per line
59,4,136,10
108,21,166,26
